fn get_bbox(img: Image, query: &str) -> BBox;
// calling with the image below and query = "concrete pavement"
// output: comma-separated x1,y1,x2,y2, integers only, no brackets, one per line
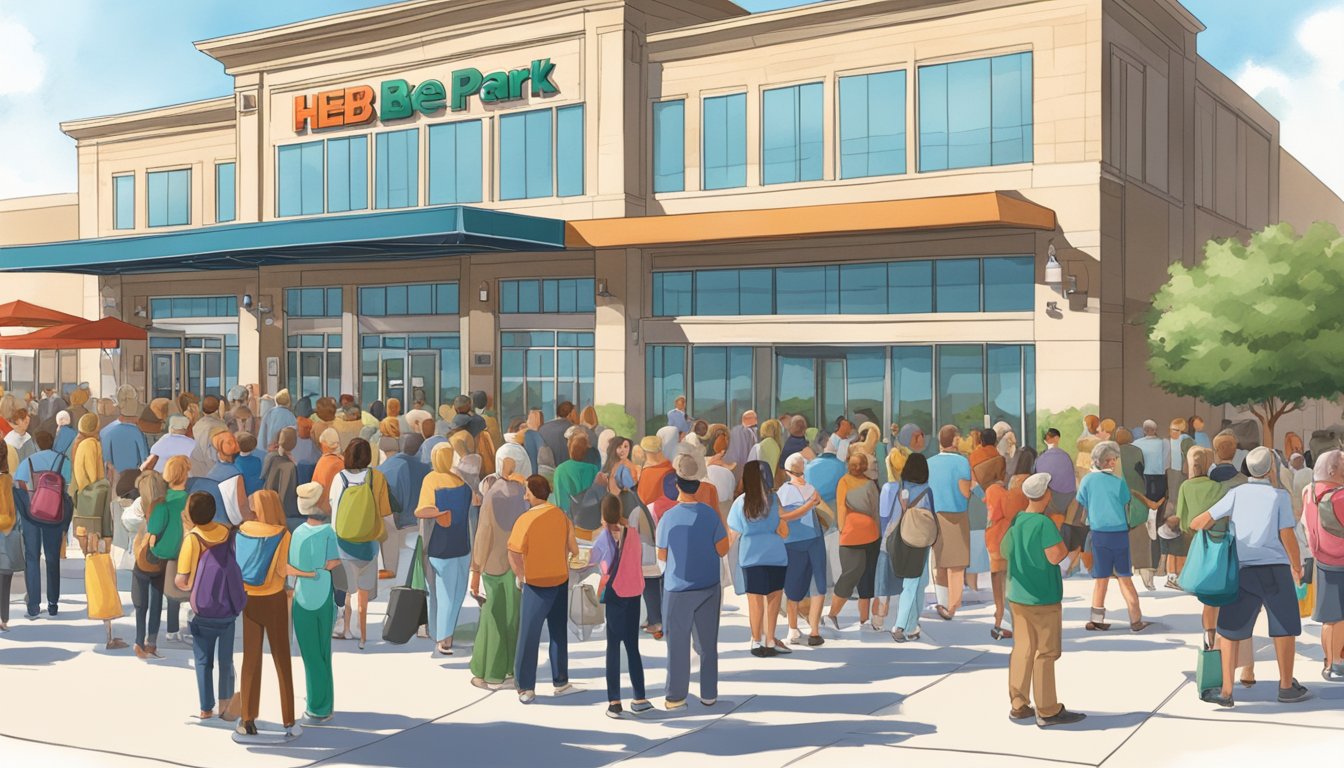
1,553,1340,768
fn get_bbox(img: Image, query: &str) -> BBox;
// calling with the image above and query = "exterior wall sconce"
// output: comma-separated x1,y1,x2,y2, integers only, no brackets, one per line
478,281,489,303
596,278,614,298
1044,241,1063,294
134,306,147,318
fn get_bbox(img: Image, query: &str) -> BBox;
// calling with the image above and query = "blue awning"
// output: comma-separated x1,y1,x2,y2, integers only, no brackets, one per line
0,206,567,275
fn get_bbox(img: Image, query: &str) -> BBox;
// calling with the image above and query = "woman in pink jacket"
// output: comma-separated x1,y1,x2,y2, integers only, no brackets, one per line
591,494,652,718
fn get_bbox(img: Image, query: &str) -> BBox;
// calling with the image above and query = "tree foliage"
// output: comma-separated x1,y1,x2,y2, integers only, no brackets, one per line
1147,222,1344,442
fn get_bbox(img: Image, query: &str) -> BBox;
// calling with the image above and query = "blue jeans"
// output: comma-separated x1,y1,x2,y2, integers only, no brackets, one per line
22,521,63,616
428,554,470,640
515,583,568,692
190,616,237,713
642,575,663,627
895,558,930,635
605,593,646,702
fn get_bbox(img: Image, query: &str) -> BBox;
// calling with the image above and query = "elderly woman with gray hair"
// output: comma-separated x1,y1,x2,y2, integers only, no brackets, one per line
1076,441,1150,633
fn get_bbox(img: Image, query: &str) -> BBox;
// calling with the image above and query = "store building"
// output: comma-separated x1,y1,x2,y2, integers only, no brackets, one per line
2,0,1342,441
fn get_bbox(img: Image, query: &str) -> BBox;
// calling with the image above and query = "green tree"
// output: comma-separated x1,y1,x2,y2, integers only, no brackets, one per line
1147,221,1344,446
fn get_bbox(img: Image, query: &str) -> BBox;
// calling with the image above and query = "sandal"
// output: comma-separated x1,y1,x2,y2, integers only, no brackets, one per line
1084,622,1111,631
437,642,454,656
106,638,128,650
1130,621,1152,633
935,605,954,621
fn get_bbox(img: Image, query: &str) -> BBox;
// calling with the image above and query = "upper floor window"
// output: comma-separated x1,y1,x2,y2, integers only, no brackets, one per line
761,83,823,185
500,105,585,200
375,128,419,210
284,287,343,318
113,174,134,230
428,121,483,205
215,162,236,223
499,278,595,314
652,99,685,193
918,52,1032,172
359,283,459,316
839,70,907,178
651,256,1033,317
151,295,237,319
147,168,190,227
327,136,369,213
702,93,747,190
277,141,324,217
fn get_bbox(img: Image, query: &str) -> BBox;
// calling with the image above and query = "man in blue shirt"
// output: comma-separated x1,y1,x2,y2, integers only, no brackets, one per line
1192,446,1307,707
666,396,692,437
656,455,729,710
377,436,428,579
1075,441,1149,633
102,385,150,482
15,431,72,618
926,425,972,619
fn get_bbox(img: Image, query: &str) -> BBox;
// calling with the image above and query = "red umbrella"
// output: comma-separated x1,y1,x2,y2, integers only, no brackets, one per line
0,300,84,328
0,316,146,350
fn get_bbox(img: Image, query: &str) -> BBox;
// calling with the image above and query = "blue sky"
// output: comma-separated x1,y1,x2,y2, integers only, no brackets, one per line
0,0,1340,198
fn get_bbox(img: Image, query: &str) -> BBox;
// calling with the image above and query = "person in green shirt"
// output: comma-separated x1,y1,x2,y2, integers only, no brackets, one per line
1003,472,1086,728
287,482,341,724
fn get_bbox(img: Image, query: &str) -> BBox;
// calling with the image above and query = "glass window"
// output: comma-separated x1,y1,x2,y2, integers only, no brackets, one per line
277,142,323,217
691,347,754,426
919,52,1032,172
147,168,190,227
703,93,747,190
982,256,1034,311
890,346,933,443
285,287,341,318
150,295,237,319
776,265,838,314
215,163,235,223
839,70,907,178
327,136,369,213
645,346,683,435
500,109,553,200
652,272,693,317
888,260,933,314
653,100,685,193
556,105,585,197
1023,345,1037,449
501,330,594,425
498,279,593,314
937,345,985,432
762,83,824,185
375,128,419,209
840,262,887,314
428,120,483,205
935,259,981,312
113,174,134,230
987,344,1024,440
696,269,740,316
775,355,815,421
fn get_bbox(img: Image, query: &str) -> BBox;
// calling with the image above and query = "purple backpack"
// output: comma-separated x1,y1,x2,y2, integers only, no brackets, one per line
189,531,247,620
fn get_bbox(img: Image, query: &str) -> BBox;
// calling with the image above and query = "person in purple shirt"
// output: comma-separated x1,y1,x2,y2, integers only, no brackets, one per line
1035,428,1077,518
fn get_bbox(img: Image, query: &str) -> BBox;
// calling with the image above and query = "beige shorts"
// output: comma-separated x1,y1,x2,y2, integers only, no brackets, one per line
340,557,379,600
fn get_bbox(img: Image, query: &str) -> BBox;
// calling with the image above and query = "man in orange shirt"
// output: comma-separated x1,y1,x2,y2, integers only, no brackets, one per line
508,475,579,704
311,429,344,513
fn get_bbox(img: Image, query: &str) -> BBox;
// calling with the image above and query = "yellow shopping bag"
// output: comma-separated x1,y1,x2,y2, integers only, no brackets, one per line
85,552,124,621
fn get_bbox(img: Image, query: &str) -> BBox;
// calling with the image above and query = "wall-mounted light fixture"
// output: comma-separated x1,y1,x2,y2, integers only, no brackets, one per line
478,281,490,303
1044,240,1063,295
596,278,614,298
134,306,147,318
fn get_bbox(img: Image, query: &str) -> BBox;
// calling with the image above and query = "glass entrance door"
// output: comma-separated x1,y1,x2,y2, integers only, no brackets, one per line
381,355,406,407
775,347,886,432
409,352,439,411
150,351,179,401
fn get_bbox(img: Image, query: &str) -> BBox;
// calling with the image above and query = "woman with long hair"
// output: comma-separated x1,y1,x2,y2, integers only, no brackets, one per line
602,437,640,497
328,438,392,649
727,460,789,656
890,453,933,642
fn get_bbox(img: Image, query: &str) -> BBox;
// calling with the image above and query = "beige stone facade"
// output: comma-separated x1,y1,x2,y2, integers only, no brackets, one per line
0,0,1340,442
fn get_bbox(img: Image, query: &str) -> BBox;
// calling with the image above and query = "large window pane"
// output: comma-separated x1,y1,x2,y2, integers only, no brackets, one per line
947,58,992,170
500,110,553,200
987,344,1024,439
428,121,483,205
920,53,1032,172
991,52,1033,165
845,348,885,426
653,272,693,316
692,347,728,425
776,266,837,314
983,256,1034,311
888,260,933,313
935,259,981,312
840,70,906,179
327,136,368,213
937,345,985,432
114,175,134,230
703,93,747,190
891,346,933,443
762,83,823,185
1023,345,1037,449
775,356,815,422
215,163,236,223
148,168,190,227
278,142,323,217
645,345,686,435
653,100,685,193
556,105,584,197
918,65,949,172
696,270,740,315
375,128,419,209
840,263,888,314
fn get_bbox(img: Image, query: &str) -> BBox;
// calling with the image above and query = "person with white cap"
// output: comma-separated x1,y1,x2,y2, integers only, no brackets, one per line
148,414,196,473
1191,446,1308,706
1003,472,1086,727
287,481,339,725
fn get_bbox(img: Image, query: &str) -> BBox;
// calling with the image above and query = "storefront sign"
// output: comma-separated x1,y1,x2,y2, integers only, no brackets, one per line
293,58,558,132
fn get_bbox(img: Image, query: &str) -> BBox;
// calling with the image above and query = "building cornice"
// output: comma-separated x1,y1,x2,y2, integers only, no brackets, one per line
60,97,236,143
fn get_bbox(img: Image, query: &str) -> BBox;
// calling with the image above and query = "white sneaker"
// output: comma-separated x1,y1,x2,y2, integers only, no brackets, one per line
787,628,802,644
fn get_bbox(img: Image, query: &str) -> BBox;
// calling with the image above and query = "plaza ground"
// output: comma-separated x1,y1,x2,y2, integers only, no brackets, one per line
1,549,1340,768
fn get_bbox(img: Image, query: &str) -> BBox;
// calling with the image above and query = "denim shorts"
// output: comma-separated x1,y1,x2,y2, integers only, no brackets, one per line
784,537,827,602
1217,564,1302,640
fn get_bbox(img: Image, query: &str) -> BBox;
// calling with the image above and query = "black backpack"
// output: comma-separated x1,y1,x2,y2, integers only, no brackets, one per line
885,486,934,579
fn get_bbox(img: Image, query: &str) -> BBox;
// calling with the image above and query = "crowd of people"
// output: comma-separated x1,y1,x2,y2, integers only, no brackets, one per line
0,383,1339,739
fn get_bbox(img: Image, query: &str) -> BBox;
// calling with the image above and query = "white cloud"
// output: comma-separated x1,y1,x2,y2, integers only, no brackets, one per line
1233,5,1344,200
0,16,45,95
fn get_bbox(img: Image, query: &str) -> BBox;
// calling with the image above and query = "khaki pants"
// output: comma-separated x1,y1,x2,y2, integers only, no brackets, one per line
380,517,406,575
240,591,295,726
1008,601,1062,718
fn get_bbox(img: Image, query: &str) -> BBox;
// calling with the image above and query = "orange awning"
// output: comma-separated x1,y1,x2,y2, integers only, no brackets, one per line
565,192,1056,249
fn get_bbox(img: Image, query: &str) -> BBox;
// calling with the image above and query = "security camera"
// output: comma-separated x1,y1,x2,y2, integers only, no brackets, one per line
242,293,254,310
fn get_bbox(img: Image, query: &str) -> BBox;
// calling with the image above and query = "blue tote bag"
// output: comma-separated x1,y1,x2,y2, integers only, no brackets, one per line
1179,523,1239,606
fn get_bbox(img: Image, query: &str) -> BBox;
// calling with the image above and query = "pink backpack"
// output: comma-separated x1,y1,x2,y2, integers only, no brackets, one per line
30,455,67,524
